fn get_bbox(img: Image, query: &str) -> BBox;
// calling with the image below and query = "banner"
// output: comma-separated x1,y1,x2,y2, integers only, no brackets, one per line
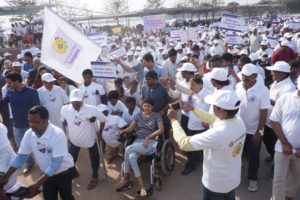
112,27,122,34
143,14,166,33
170,28,200,42
220,13,246,33
225,34,243,45
41,7,102,83
21,47,40,57
87,32,108,48
267,37,279,49
110,47,127,58
91,62,116,79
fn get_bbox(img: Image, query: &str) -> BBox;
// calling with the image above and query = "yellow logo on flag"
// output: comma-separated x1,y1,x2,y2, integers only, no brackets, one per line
53,37,68,54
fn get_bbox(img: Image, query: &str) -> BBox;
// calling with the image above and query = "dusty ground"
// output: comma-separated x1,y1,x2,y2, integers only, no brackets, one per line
17,137,300,200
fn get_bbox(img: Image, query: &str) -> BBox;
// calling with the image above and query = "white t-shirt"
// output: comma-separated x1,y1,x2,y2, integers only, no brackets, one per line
266,77,296,127
19,124,74,174
189,116,246,193
188,88,212,131
102,115,127,148
236,81,270,134
108,100,128,117
79,82,105,106
61,104,106,148
38,85,69,129
124,59,138,81
270,91,300,153
0,124,17,191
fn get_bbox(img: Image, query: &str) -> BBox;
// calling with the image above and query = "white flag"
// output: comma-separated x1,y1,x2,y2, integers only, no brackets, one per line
41,7,102,83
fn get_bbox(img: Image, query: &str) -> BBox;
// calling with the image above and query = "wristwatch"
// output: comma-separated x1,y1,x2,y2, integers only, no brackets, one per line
258,129,264,136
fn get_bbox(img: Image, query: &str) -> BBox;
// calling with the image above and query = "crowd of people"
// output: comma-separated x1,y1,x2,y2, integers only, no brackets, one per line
0,14,299,200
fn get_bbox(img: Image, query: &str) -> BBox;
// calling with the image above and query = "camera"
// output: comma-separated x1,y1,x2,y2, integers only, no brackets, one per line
171,102,181,110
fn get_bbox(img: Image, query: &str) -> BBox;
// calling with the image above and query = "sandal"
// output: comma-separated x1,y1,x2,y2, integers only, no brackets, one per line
116,180,133,192
87,177,98,190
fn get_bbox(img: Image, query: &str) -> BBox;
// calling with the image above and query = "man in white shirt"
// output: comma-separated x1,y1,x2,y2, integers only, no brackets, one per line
38,73,69,129
0,123,17,193
61,89,106,190
79,69,107,106
0,106,75,200
182,74,212,175
270,79,300,200
12,61,28,82
236,64,270,191
249,28,263,53
124,51,138,81
169,90,246,200
209,40,224,56
97,104,127,164
162,49,178,81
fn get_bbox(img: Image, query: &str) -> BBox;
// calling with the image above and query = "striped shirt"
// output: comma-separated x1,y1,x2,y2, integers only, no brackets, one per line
38,85,69,129
133,111,162,139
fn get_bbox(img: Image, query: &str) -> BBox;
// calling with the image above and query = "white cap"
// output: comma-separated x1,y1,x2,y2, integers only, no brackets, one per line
213,39,219,44
17,54,23,59
249,53,259,61
175,45,182,50
70,89,84,102
3,52,11,57
239,49,248,55
280,40,289,46
162,50,168,55
241,63,258,76
130,47,135,51
209,68,228,81
41,73,56,82
169,43,175,47
126,50,134,56
97,104,109,112
266,61,291,73
180,56,188,62
260,40,269,46
177,63,197,72
12,61,22,67
229,48,239,55
136,46,142,51
279,37,286,42
284,32,293,38
204,90,240,110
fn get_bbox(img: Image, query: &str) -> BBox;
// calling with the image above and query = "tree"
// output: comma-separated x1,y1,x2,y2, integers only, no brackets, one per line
106,0,128,25
145,0,165,9
227,1,239,7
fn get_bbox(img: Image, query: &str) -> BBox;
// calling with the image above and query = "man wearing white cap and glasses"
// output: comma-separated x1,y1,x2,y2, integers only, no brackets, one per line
61,89,106,190
236,63,270,192
256,40,273,59
168,90,246,200
284,32,298,55
38,73,69,129
209,40,224,56
270,77,300,200
263,61,296,177
124,50,138,81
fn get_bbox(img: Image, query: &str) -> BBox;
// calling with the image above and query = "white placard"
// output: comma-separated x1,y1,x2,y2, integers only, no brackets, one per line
110,47,127,58
220,13,246,33
21,47,40,57
87,32,108,47
225,34,243,45
267,37,279,49
91,61,116,79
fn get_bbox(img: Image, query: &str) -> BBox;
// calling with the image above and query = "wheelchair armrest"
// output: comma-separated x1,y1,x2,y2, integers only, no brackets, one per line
124,134,136,147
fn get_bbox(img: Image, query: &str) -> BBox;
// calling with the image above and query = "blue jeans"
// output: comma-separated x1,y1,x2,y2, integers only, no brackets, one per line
203,186,235,200
13,126,35,166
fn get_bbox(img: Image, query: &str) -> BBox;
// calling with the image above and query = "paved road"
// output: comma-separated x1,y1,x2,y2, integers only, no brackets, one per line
18,138,299,200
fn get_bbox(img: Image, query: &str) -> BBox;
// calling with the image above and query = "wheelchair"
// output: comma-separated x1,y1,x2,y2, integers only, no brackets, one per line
119,133,175,196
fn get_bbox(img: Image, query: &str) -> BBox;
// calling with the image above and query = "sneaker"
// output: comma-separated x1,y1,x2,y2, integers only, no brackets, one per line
248,180,258,192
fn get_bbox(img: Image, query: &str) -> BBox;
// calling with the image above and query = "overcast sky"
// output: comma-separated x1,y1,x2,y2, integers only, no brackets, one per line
0,0,261,13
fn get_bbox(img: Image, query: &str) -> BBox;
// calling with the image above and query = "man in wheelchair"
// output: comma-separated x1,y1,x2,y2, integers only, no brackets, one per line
116,98,164,197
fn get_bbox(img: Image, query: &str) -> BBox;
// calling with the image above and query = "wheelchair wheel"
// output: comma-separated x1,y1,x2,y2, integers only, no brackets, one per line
155,177,162,191
160,139,175,175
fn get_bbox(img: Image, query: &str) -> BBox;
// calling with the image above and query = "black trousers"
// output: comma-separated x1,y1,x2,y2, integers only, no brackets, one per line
263,125,278,158
185,129,205,169
180,115,189,133
244,134,261,180
43,169,74,200
69,142,99,178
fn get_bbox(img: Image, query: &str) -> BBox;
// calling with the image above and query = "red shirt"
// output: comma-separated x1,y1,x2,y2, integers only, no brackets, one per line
272,47,295,65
